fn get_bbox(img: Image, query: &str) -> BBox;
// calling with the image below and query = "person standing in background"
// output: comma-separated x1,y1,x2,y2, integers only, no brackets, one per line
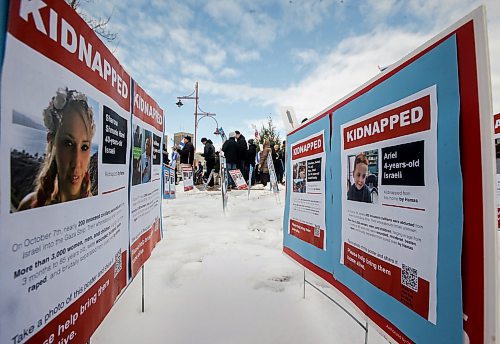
272,143,283,185
221,132,239,189
258,140,272,187
235,131,248,181
179,135,194,169
246,139,257,185
281,141,286,184
201,137,216,187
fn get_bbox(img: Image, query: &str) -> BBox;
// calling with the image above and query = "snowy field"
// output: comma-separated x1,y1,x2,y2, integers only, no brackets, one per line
92,185,498,343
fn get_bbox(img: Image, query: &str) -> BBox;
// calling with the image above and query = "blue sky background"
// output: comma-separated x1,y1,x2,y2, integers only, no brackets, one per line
79,0,500,152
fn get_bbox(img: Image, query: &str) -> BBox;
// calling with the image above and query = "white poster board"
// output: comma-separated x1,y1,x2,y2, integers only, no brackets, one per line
0,1,130,342
288,131,326,250
340,86,439,323
229,169,249,190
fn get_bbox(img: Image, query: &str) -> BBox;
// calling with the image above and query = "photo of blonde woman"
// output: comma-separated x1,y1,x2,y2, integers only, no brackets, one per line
16,88,97,211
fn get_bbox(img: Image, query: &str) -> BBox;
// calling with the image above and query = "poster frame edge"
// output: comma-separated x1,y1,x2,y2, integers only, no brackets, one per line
472,6,498,343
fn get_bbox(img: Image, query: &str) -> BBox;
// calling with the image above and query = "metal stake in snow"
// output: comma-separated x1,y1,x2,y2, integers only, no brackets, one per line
247,165,254,200
142,266,145,313
220,155,228,214
267,155,280,204
303,269,369,344
202,170,215,191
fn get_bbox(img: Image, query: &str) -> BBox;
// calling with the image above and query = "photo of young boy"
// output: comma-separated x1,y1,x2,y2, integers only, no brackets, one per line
347,153,373,203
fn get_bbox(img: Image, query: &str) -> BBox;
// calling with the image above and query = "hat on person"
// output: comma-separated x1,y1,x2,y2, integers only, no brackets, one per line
201,137,207,143
248,139,254,144
184,135,191,141
228,132,236,138
235,130,241,135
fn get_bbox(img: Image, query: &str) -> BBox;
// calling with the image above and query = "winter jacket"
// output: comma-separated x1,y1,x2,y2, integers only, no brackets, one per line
221,138,239,163
259,147,271,174
201,140,216,162
271,148,283,173
179,141,194,165
246,142,257,166
236,134,248,161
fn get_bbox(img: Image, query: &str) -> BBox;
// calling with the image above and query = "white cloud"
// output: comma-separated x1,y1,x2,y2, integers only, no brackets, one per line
179,60,213,79
203,48,227,69
359,0,401,23
204,0,278,48
220,68,240,78
169,28,200,55
292,49,320,65
272,28,431,118
162,49,177,66
233,49,261,62
279,0,337,33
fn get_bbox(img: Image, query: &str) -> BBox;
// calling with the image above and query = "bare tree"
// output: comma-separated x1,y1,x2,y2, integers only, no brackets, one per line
66,0,117,43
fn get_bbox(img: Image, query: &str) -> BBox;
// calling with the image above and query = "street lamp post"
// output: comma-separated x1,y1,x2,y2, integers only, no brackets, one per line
176,81,199,150
176,82,221,149
196,108,218,132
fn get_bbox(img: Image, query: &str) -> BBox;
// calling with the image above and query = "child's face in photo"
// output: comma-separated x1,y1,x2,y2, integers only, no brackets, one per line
353,162,368,190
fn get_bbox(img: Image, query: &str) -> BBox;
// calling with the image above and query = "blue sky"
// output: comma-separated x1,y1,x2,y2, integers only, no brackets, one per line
79,0,500,152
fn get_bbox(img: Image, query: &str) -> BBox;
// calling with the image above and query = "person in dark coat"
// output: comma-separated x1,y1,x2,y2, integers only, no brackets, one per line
246,139,257,185
221,132,239,188
201,137,216,186
272,143,283,184
235,131,248,180
178,135,194,170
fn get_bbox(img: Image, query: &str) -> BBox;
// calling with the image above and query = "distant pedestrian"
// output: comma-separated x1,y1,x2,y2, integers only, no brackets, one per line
201,137,216,187
221,132,239,188
235,131,248,180
246,139,257,185
281,141,286,179
258,140,272,187
273,144,284,184
178,135,194,174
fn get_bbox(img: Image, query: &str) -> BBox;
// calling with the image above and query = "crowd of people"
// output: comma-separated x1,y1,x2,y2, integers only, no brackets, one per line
220,131,285,189
163,131,286,190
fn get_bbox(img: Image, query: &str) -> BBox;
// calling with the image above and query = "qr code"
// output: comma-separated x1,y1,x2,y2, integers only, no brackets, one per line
314,225,320,237
401,263,418,292
114,250,122,278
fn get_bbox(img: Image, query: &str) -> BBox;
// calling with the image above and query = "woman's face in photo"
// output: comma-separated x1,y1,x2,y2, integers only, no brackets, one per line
353,162,368,190
54,110,92,201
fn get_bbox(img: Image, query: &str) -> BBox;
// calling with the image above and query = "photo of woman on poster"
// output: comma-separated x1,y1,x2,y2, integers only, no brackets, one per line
132,125,142,186
17,88,97,210
142,132,152,183
347,153,373,203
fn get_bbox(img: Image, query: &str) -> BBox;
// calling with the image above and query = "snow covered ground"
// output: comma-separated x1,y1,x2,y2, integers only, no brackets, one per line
91,184,493,343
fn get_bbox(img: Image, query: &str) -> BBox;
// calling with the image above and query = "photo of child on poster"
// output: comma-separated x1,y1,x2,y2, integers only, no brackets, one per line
293,161,307,193
346,150,378,203
11,88,99,212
